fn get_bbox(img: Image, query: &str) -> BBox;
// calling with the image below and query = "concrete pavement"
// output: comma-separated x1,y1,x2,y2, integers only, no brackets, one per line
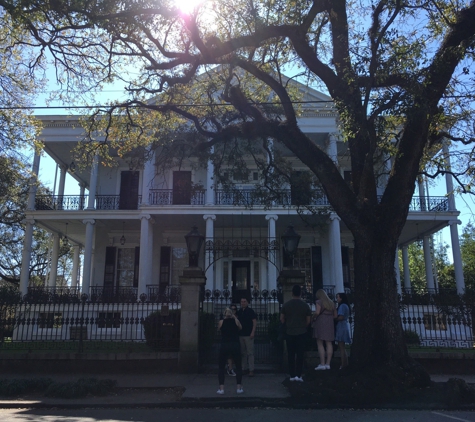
0,368,473,409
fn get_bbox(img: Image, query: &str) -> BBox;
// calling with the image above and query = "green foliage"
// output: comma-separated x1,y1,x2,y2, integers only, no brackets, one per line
199,312,216,352
267,313,281,347
0,378,53,396
403,330,420,346
142,309,181,351
44,378,117,399
460,224,475,291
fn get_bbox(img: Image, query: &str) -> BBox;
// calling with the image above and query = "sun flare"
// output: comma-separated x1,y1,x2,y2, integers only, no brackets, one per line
175,0,206,14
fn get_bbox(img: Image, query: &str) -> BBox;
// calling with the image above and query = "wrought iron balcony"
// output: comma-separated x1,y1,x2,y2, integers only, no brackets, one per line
35,191,449,212
35,195,142,211
149,189,206,205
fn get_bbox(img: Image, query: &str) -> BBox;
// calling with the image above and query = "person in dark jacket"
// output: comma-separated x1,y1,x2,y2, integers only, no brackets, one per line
217,307,243,394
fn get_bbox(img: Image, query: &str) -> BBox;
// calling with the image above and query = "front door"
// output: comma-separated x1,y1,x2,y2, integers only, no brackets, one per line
232,261,251,303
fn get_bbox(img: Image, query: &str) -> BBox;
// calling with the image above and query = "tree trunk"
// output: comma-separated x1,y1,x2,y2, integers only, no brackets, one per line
349,229,430,386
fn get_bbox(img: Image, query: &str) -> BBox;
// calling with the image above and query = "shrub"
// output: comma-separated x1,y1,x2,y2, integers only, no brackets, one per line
143,309,180,351
199,312,216,351
0,378,53,396
404,330,420,345
44,378,117,398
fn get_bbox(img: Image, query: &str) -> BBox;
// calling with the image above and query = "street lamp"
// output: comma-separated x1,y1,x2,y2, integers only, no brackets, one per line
184,226,204,268
281,224,301,267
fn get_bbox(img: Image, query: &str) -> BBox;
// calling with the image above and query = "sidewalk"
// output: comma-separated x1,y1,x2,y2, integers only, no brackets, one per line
0,369,473,409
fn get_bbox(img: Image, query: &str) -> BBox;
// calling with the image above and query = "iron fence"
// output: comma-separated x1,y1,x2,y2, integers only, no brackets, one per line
0,295,181,352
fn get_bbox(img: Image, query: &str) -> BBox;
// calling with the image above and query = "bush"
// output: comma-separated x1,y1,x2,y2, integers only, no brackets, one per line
0,378,53,396
143,309,180,351
199,312,216,351
404,330,420,345
44,378,117,398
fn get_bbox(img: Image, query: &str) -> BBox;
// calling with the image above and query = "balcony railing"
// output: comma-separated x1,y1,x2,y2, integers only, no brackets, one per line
35,195,142,211
149,189,206,205
35,195,86,211
35,192,449,212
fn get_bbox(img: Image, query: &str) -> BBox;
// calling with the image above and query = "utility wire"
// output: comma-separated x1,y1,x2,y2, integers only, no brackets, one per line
0,100,336,111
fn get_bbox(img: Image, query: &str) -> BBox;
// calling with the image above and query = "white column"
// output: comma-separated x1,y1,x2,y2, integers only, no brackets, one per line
71,245,80,288
141,159,154,206
442,143,456,211
206,150,215,205
327,134,338,165
449,220,465,294
329,214,344,293
79,183,86,210
48,233,60,287
266,214,278,291
418,176,427,211
423,236,435,291
395,249,402,295
203,214,216,290
402,245,411,291
138,215,154,298
82,219,95,295
27,152,41,211
19,219,35,295
87,154,99,210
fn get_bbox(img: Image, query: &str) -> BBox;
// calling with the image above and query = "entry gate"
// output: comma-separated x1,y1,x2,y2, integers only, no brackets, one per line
199,289,283,365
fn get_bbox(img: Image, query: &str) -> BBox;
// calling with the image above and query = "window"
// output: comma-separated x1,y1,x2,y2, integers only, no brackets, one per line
171,247,188,285
117,248,136,288
424,314,447,331
38,312,62,329
97,312,121,329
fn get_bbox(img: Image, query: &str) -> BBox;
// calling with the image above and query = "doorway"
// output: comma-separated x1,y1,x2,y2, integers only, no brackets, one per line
232,261,251,303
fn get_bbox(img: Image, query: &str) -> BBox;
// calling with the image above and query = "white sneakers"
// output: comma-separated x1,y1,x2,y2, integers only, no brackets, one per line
289,376,304,382
315,364,330,370
217,387,244,394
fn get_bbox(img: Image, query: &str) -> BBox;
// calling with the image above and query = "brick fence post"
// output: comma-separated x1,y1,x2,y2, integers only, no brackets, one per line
179,269,206,371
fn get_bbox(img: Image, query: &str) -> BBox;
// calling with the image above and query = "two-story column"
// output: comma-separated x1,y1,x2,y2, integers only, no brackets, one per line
19,219,35,296
402,245,412,292
58,164,67,208
71,245,81,288
443,143,465,293
87,154,99,210
395,249,402,295
139,215,154,298
206,149,215,205
141,158,154,206
423,236,435,291
328,214,344,294
449,220,465,294
326,134,338,164
265,214,278,291
79,183,86,210
82,219,95,295
20,151,41,295
48,233,61,287
203,214,216,290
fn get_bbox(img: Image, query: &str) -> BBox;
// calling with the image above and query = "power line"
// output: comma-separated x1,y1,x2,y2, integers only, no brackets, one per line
0,100,336,111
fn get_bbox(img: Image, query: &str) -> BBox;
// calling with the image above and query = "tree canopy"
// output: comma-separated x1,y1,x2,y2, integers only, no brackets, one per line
2,0,475,379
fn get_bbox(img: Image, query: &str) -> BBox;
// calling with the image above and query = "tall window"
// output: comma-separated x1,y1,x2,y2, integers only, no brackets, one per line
117,248,135,288
171,247,188,285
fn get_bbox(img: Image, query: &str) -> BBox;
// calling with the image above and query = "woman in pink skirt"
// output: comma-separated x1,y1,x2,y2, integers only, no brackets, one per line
312,289,337,370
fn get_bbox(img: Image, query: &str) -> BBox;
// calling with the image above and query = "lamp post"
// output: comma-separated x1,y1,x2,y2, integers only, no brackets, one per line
184,226,205,268
179,225,206,370
281,224,301,268
278,224,305,304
